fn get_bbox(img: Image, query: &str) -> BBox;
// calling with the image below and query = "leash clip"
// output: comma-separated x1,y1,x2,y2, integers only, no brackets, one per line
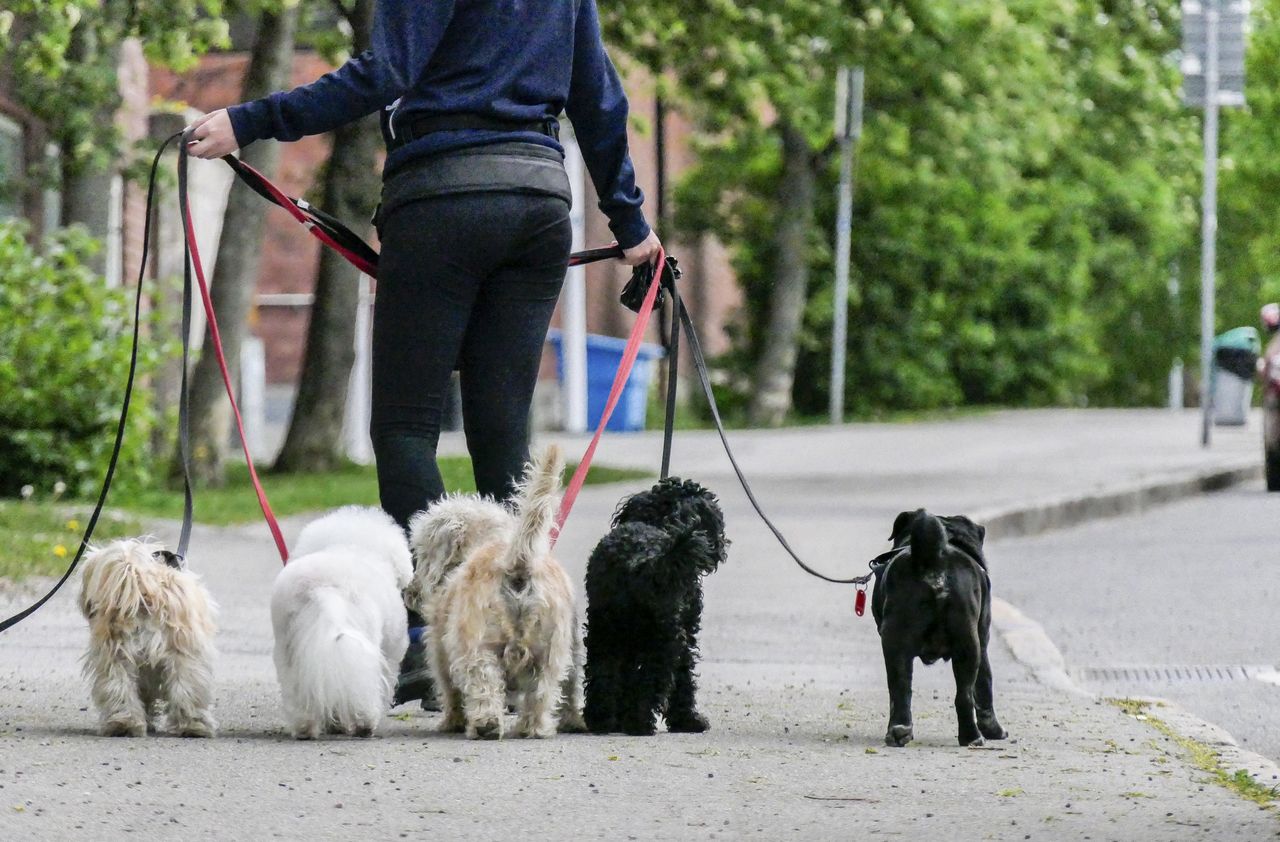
152,550,185,570
854,582,867,617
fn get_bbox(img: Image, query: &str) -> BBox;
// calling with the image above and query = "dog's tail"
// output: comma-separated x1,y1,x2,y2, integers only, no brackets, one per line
504,445,565,581
286,588,386,734
909,510,949,572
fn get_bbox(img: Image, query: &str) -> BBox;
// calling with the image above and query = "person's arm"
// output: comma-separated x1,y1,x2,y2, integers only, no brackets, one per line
565,0,657,259
226,50,401,147
190,1,457,158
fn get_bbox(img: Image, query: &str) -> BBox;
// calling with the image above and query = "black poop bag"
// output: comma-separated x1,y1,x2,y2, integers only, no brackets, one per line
619,255,681,313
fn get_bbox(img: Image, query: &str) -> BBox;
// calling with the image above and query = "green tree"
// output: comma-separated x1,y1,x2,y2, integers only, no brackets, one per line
659,1,1201,417
1220,0,1280,336
602,0,863,426
1,1,228,262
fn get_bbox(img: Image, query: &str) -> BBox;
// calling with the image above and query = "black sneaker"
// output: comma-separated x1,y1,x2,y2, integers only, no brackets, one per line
393,627,440,710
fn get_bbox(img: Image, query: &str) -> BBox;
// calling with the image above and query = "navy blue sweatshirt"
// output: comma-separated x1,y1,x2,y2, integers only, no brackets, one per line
228,0,651,248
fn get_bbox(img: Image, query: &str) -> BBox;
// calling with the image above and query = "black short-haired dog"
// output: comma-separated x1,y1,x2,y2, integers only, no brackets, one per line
583,477,728,736
871,509,1008,747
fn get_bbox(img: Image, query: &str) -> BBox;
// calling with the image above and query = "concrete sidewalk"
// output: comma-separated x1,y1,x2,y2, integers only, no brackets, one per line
1,410,1275,840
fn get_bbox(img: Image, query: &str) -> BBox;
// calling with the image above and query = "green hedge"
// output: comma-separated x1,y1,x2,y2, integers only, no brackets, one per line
0,222,159,498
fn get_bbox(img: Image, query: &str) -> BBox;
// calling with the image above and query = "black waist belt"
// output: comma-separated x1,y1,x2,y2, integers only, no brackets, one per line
377,142,572,230
388,113,560,152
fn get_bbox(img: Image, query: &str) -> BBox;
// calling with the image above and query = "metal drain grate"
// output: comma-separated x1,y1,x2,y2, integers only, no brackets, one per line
1078,665,1280,685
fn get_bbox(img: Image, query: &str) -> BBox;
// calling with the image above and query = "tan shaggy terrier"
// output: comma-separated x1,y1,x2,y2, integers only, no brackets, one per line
411,445,585,739
78,539,218,737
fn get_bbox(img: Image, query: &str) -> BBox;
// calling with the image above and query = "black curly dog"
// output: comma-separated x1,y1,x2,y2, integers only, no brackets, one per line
872,509,1008,747
583,478,728,736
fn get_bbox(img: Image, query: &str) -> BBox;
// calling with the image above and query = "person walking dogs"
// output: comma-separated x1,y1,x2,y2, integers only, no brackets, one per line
187,0,662,705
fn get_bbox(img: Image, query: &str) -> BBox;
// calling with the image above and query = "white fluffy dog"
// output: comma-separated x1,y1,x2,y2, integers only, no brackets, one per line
78,539,218,737
271,506,412,739
409,446,585,739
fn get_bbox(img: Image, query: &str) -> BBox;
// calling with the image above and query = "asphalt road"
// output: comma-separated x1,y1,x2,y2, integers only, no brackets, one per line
994,482,1280,765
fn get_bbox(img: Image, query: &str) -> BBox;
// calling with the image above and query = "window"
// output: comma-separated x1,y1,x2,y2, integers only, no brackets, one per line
0,113,24,222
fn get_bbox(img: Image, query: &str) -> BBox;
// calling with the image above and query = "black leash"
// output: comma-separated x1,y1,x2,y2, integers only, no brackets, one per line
675,291,872,585
659,275,680,480
637,266,873,587
174,132,203,560
0,133,183,634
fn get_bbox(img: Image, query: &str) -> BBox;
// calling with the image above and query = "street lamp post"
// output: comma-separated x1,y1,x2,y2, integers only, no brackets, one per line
829,66,863,425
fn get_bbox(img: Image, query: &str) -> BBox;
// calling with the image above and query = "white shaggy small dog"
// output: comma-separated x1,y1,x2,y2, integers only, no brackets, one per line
409,446,585,739
78,539,218,737
271,506,412,739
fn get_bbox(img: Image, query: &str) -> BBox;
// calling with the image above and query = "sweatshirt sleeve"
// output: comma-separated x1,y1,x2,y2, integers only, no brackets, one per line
565,0,651,249
227,50,401,146
228,1,457,147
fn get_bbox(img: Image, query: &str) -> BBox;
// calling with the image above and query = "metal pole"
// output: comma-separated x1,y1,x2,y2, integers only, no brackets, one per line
563,133,589,434
830,67,863,424
1200,0,1220,447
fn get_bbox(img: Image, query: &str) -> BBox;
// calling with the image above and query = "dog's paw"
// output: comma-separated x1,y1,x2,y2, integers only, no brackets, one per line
438,715,466,734
557,714,588,734
978,714,1008,741
960,734,985,748
620,718,657,737
884,724,913,747
292,724,320,741
517,724,556,739
102,718,146,738
174,721,215,738
665,710,710,733
467,718,503,740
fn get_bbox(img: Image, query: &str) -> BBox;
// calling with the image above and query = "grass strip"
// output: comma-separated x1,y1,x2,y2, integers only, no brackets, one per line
1111,698,1279,808
0,501,144,581
92,458,651,527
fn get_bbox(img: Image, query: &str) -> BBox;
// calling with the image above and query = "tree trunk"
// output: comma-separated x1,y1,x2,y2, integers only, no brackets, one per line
272,0,379,474
748,121,816,427
60,21,121,276
181,7,298,487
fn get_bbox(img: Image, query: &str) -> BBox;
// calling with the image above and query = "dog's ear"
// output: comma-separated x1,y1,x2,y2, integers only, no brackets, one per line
890,510,924,545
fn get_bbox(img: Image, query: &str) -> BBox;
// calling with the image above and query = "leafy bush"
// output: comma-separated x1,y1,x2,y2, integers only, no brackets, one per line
0,221,158,498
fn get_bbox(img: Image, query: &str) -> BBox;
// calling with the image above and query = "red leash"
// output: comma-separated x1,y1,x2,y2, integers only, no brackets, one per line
180,144,290,562
551,247,666,547
179,150,647,560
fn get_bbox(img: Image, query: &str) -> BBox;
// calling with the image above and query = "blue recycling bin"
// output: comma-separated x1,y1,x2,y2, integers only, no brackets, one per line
546,329,665,432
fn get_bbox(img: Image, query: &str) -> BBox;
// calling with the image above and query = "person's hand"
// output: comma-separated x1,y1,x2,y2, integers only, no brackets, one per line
186,109,239,159
620,230,663,267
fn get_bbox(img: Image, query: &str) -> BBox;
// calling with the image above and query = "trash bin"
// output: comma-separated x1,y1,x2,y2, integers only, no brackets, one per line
546,330,665,432
1211,326,1262,426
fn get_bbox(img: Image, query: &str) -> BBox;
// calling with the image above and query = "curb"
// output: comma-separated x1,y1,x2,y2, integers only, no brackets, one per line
992,594,1280,795
981,460,1279,795
973,460,1262,542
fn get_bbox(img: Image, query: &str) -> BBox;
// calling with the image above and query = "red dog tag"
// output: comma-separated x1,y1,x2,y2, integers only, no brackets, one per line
854,586,867,617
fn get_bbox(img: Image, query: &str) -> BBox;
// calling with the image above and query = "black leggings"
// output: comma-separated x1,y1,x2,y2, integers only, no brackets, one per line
371,191,571,531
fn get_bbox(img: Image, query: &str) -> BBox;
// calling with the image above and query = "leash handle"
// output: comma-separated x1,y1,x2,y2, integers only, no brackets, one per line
568,245,626,267
551,248,667,545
